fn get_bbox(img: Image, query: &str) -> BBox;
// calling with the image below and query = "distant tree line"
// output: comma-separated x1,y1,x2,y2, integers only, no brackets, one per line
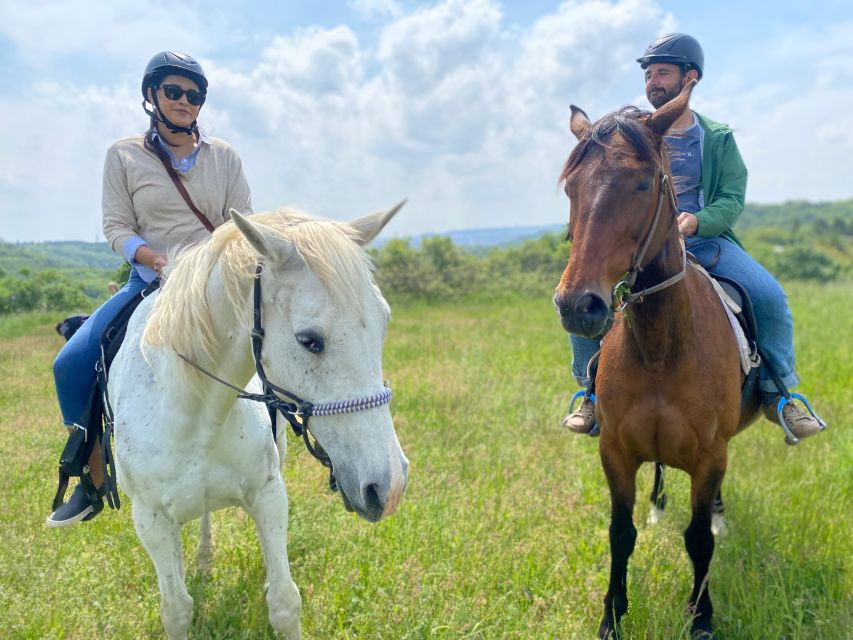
371,216,851,301
0,205,850,314
0,267,90,314
370,233,570,300
740,214,852,283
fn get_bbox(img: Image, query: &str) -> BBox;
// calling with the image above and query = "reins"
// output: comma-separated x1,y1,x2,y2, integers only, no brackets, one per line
175,263,393,492
612,171,687,310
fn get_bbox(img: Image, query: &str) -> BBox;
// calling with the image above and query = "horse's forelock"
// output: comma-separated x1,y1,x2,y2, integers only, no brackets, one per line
560,106,662,185
142,209,376,370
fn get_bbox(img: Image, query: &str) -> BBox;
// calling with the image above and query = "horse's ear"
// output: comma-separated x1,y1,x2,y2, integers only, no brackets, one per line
230,209,298,264
349,200,406,246
569,105,591,140
647,79,696,136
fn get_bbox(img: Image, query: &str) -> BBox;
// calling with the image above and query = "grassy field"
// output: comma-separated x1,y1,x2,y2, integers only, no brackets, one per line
0,282,850,639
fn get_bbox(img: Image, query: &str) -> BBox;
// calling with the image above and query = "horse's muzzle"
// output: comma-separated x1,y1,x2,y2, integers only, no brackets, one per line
339,451,409,523
554,290,611,338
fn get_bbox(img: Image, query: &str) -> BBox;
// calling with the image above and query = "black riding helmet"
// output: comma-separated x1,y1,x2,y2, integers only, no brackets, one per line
637,33,704,79
141,51,207,136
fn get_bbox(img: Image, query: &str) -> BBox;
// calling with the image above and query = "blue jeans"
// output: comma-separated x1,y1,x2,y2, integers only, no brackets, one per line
569,236,799,397
53,268,148,426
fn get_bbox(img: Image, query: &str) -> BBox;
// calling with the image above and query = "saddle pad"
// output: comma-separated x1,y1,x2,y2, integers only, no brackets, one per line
689,262,759,376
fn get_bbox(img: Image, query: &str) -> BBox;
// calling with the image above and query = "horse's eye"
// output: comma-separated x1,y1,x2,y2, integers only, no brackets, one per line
296,332,325,354
564,224,573,242
637,180,651,192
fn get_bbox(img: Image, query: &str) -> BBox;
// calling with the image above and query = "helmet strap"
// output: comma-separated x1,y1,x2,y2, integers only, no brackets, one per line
142,89,198,138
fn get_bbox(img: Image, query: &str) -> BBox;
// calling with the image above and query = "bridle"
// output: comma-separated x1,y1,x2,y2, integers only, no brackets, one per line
176,263,392,492
610,170,687,311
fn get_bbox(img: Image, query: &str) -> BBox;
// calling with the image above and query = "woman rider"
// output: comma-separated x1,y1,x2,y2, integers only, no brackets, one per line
47,51,252,527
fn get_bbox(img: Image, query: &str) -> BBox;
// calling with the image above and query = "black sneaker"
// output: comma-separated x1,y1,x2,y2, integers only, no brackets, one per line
45,483,104,528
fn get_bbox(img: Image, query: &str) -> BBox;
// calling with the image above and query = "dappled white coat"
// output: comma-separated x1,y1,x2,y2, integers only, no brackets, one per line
108,205,408,640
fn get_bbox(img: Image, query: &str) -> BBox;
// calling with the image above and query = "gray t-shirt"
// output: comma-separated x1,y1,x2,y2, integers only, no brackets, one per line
665,113,704,214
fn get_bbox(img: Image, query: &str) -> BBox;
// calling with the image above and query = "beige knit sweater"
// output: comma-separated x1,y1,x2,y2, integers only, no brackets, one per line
102,134,252,258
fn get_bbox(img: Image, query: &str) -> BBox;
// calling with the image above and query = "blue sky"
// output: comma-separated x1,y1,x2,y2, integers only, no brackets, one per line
2,0,852,242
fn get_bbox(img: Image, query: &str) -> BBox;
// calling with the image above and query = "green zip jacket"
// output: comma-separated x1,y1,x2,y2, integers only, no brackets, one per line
694,111,747,247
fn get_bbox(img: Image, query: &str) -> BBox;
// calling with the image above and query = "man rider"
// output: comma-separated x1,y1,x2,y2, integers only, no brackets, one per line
563,33,825,442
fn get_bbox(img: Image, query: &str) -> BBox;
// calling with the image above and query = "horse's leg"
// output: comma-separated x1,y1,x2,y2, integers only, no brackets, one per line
598,445,641,640
197,512,213,575
245,477,302,640
132,503,193,640
711,488,726,536
647,463,666,525
684,457,726,638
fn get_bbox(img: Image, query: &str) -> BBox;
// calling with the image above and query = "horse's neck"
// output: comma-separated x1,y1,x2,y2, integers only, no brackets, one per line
622,231,692,364
178,267,257,418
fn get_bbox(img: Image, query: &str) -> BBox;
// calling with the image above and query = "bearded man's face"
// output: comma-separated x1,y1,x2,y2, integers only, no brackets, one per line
644,63,686,108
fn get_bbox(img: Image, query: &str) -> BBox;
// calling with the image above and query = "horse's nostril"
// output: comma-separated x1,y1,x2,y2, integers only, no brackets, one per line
558,291,610,338
363,483,383,513
574,293,608,318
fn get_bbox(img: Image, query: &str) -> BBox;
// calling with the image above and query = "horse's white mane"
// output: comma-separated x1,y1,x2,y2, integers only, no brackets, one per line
141,208,375,365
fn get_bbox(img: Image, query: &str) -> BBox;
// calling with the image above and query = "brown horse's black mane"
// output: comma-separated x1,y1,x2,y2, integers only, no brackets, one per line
560,106,662,184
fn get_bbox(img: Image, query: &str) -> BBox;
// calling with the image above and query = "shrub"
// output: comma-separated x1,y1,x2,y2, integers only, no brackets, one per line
764,245,841,282
0,269,91,315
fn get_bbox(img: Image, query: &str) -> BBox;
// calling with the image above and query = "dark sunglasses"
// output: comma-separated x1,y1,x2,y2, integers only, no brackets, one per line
159,84,206,106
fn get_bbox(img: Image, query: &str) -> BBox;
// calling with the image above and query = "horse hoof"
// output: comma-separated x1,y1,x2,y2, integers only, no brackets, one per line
711,513,726,536
647,505,664,526
597,619,619,639
690,617,715,639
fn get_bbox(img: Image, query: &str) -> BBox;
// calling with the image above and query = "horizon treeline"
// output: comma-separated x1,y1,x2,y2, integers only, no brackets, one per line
0,200,851,314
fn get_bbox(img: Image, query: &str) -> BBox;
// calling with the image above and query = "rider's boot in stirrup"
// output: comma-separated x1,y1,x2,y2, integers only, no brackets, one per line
562,391,598,436
762,393,827,445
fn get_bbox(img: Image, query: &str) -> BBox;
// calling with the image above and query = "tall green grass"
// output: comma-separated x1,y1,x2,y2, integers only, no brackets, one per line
0,282,849,638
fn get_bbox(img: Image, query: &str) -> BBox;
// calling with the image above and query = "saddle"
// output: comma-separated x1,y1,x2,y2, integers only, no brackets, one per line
688,261,761,409
687,255,825,443
51,280,160,514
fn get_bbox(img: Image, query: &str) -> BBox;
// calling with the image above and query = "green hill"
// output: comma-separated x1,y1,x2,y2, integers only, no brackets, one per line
0,241,121,274
738,199,853,232
0,198,850,314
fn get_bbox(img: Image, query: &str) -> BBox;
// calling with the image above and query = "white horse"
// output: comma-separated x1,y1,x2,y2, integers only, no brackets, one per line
107,204,408,640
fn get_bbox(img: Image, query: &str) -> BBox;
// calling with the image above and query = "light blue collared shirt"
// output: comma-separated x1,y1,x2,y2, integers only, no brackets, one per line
149,127,210,173
122,129,211,282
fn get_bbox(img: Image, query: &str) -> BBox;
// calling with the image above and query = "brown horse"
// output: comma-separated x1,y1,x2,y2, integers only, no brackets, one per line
553,82,761,639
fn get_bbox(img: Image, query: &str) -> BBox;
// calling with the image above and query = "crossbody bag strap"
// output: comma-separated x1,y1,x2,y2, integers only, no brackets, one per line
146,132,216,233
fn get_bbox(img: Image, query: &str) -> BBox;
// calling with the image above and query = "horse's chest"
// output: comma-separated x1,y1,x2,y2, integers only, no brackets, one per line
117,419,277,519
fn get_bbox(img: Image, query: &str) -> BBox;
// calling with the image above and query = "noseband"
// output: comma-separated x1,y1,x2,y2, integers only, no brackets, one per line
611,171,687,310
177,263,393,492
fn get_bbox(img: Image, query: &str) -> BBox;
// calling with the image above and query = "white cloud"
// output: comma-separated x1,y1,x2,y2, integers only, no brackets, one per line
698,20,853,203
218,0,671,235
3,1,850,242
0,80,140,242
0,0,674,240
0,0,210,63
348,0,404,19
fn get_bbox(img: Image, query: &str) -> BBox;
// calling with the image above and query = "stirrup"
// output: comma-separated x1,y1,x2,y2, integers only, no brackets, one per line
777,393,827,446
568,390,599,437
